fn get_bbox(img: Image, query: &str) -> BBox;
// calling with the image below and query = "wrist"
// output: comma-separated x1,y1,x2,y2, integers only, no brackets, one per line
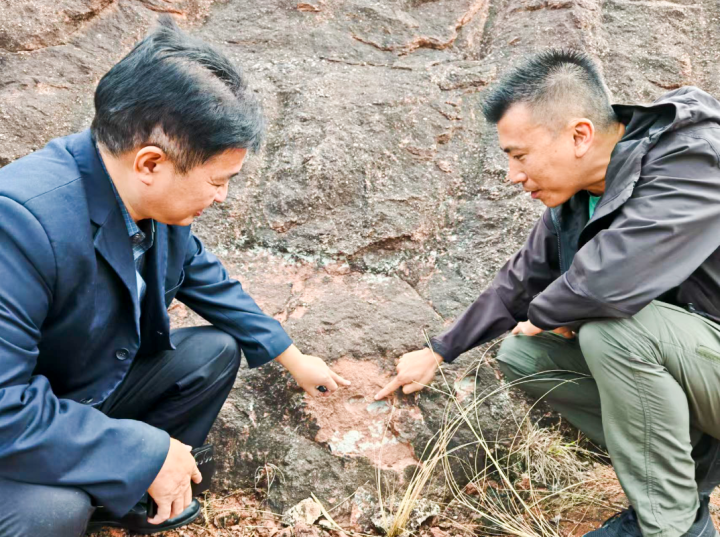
425,347,444,364
275,344,303,370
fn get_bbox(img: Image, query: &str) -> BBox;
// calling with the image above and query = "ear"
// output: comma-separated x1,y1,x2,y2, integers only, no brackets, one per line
572,119,595,158
133,146,170,186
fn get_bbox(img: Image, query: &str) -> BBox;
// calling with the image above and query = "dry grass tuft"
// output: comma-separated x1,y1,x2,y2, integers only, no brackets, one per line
372,333,618,537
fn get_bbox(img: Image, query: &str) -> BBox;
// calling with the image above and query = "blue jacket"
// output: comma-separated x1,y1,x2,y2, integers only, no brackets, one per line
0,130,293,514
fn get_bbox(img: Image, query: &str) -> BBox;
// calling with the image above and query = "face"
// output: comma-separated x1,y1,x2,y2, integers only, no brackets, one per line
497,103,586,208
132,147,248,226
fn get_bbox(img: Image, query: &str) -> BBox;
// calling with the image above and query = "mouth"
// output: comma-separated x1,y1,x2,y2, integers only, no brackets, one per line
194,210,203,217
527,190,540,200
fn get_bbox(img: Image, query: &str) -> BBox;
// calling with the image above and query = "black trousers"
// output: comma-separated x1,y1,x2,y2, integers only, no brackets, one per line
0,326,241,537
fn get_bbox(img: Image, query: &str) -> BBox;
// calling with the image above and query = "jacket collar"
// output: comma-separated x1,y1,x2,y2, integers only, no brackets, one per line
551,87,720,269
67,129,140,320
586,86,720,225
68,129,120,227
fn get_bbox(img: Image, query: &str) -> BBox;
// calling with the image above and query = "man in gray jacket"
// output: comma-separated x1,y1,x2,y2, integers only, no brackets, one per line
376,50,720,537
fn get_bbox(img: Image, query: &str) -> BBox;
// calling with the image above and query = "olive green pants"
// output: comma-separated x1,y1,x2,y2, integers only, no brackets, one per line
496,301,720,537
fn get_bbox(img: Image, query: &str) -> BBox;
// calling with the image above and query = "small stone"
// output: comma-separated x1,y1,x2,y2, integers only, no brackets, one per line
282,498,323,526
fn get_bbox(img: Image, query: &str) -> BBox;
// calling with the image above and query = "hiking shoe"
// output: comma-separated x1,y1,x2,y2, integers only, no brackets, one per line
683,496,719,537
583,497,718,537
583,506,642,536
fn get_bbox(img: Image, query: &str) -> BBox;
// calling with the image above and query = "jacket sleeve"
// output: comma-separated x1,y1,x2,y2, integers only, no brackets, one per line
529,132,720,329
0,196,170,516
430,210,561,362
175,233,293,368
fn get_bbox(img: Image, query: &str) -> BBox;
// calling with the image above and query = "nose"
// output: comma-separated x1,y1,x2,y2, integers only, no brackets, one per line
214,183,229,203
507,169,528,185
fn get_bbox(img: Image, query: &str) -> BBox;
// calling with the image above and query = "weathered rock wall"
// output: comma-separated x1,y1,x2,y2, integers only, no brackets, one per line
2,0,717,517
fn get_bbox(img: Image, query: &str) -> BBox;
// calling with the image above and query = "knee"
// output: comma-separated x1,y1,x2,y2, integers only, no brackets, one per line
577,320,604,353
208,329,242,373
578,318,634,372
496,335,542,382
174,326,241,376
202,329,242,384
2,484,93,537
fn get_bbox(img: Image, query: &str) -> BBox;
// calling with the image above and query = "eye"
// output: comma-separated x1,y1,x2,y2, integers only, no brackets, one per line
513,154,525,162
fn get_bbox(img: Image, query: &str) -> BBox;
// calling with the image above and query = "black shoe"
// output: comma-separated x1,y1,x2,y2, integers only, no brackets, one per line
583,497,718,537
583,506,642,536
86,498,201,535
683,496,718,537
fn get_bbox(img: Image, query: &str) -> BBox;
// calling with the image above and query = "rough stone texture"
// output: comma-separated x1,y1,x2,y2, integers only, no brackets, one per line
178,252,522,513
2,0,717,519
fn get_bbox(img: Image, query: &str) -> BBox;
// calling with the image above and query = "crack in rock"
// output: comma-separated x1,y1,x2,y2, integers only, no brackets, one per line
137,0,186,15
511,0,574,12
351,0,489,56
0,0,117,53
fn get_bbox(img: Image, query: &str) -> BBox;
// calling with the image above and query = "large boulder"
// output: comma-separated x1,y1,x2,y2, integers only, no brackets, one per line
2,0,719,519
170,250,524,514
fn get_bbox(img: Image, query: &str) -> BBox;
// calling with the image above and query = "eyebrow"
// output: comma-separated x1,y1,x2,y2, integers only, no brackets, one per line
215,173,240,182
502,145,525,154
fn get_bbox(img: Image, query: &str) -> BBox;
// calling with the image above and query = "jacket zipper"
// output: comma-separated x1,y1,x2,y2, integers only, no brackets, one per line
550,208,566,273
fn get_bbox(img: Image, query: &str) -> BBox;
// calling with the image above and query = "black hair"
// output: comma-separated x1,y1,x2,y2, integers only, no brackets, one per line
91,16,265,173
482,49,617,131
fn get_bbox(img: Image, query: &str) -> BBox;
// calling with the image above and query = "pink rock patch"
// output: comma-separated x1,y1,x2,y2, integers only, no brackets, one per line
304,358,422,472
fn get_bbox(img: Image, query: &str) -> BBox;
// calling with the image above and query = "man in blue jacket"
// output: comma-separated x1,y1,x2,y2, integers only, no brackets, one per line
0,16,349,537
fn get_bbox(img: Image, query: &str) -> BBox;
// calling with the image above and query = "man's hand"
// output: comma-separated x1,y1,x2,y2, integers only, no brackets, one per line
276,344,350,397
147,438,202,525
512,321,575,338
374,348,444,400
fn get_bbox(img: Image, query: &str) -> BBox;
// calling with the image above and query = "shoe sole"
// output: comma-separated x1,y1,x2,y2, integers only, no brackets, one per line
86,507,201,535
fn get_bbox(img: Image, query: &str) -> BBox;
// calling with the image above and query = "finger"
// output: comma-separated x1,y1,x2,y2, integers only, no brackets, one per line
183,443,193,451
374,377,402,401
306,384,327,397
170,496,185,520
553,327,576,339
511,324,521,335
149,499,171,525
184,483,193,510
324,376,339,394
192,465,203,484
402,381,424,395
330,370,351,386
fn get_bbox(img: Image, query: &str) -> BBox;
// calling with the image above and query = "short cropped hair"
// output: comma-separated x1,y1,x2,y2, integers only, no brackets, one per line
91,16,265,174
482,49,617,132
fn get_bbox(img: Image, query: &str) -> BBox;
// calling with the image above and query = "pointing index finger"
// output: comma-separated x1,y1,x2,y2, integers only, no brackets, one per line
330,370,351,386
374,377,402,401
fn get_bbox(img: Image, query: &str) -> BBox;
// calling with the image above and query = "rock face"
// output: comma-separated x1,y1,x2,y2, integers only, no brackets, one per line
2,0,718,519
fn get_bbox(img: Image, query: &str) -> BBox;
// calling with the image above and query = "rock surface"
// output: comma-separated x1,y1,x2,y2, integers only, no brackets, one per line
2,0,717,520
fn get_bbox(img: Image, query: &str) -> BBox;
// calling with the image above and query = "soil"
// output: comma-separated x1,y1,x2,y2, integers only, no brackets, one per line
88,480,720,536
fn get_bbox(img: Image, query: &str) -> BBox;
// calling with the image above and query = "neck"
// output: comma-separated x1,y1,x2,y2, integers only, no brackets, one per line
97,145,144,222
584,121,626,196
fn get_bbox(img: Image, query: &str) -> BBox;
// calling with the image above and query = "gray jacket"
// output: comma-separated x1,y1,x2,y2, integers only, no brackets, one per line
432,86,720,362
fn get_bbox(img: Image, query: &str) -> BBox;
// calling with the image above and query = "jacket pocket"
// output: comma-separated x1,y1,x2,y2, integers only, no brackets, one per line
696,345,720,364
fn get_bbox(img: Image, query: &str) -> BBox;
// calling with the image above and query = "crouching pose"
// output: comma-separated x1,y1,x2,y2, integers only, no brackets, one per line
0,17,349,537
377,50,720,537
